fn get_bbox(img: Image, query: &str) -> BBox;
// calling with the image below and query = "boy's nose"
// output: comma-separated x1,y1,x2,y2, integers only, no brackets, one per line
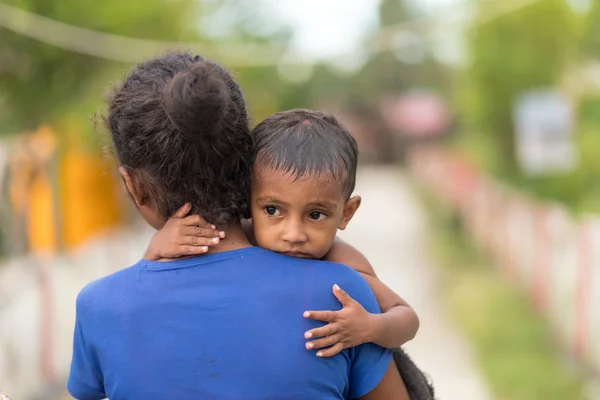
281,223,308,244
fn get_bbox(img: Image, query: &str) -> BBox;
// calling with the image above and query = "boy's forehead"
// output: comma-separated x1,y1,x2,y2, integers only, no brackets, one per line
253,166,345,198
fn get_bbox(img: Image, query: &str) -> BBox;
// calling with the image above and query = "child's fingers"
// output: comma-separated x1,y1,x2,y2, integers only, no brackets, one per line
304,323,339,340
181,225,223,240
316,343,344,358
180,235,221,247
303,310,337,323
305,333,342,351
181,215,226,238
179,245,209,255
332,284,355,306
174,203,192,218
182,214,215,229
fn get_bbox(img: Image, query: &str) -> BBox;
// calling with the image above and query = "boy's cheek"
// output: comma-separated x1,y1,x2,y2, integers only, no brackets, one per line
308,231,337,260
253,225,280,252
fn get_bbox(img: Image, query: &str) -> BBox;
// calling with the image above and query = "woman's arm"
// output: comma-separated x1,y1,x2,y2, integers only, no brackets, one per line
324,237,419,349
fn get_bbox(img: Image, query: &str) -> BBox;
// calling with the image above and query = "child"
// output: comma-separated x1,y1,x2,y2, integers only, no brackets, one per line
145,109,421,357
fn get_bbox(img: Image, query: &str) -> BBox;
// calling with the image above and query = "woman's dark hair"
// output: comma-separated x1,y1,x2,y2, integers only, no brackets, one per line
106,52,253,225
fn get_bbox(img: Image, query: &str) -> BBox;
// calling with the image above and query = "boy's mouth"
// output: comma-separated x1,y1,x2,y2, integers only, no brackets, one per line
280,251,313,259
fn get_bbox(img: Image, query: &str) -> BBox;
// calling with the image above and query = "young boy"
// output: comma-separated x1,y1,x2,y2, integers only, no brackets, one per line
144,109,421,358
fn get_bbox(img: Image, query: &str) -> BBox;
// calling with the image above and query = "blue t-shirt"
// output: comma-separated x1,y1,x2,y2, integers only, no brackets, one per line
67,247,392,400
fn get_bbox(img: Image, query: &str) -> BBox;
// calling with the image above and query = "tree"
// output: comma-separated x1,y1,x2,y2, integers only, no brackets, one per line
0,0,202,133
582,0,600,56
467,0,575,176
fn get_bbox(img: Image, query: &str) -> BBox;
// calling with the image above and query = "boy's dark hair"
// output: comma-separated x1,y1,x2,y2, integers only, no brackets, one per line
252,109,358,199
106,52,253,225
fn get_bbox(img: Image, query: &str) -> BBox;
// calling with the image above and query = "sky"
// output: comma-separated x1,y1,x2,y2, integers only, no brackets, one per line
261,0,461,61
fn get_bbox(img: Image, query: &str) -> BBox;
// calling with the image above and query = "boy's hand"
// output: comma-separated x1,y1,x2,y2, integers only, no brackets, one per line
143,203,225,260
303,284,374,357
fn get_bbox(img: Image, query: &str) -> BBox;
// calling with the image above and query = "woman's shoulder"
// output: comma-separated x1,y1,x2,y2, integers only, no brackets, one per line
75,265,139,313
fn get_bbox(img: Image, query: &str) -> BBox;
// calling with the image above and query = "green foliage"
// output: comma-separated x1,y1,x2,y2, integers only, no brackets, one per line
0,0,199,133
0,0,454,140
582,0,600,56
359,0,453,97
274,0,452,115
0,0,301,142
454,0,600,215
465,0,576,176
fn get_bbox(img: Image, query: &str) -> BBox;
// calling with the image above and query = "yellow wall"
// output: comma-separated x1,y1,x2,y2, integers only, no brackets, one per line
28,171,56,253
58,149,123,249
9,127,124,253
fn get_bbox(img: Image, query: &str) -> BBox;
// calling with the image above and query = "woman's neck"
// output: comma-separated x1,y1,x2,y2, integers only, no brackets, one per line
206,222,252,254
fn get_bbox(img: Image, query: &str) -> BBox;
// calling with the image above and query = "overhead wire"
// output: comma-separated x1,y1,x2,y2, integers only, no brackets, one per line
0,0,539,67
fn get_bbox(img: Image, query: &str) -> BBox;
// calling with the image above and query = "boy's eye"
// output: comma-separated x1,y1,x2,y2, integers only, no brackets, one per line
308,211,327,221
265,206,281,216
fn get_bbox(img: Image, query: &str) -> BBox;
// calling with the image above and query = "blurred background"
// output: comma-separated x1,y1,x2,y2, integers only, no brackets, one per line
0,0,599,399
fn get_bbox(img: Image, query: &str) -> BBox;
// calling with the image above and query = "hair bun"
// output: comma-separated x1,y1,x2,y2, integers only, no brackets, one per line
162,61,229,139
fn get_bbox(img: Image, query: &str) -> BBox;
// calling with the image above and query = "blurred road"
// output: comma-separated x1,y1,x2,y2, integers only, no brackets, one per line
55,166,491,400
338,166,492,400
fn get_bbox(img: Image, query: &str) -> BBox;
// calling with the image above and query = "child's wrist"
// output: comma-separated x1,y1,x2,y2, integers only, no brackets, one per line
366,312,382,343
143,248,159,261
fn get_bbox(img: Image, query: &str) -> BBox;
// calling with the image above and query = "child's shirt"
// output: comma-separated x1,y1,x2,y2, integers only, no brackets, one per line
67,247,392,400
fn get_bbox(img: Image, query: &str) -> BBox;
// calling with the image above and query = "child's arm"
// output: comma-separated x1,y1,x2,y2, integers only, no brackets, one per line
326,237,420,347
304,237,419,355
144,203,225,260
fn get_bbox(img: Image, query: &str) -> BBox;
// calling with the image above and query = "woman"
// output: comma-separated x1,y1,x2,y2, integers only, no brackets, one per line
67,52,411,399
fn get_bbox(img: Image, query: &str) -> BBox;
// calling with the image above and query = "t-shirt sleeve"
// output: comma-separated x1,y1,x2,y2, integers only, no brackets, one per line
340,269,393,399
67,290,106,400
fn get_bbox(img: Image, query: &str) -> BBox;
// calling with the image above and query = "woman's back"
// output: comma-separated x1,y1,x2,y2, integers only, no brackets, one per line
68,247,392,400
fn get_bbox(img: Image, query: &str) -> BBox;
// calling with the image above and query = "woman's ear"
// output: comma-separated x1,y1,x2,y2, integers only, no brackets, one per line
339,195,361,230
118,166,147,207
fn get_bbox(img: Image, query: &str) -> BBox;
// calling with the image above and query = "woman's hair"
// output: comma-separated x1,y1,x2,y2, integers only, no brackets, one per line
106,52,253,225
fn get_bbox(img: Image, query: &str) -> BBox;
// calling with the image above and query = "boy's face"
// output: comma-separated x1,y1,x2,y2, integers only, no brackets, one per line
250,165,360,260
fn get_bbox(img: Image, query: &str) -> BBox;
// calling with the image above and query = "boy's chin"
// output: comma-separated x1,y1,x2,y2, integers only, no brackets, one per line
278,251,316,260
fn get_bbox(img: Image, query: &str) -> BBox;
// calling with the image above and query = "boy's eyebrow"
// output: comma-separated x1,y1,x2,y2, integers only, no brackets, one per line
255,196,288,205
307,201,338,211
255,197,338,211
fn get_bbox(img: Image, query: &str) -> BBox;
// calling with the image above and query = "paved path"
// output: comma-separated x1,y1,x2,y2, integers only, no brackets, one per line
337,166,492,400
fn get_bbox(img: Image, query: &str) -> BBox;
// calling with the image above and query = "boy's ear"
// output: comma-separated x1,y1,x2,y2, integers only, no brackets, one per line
118,166,147,208
339,195,361,230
